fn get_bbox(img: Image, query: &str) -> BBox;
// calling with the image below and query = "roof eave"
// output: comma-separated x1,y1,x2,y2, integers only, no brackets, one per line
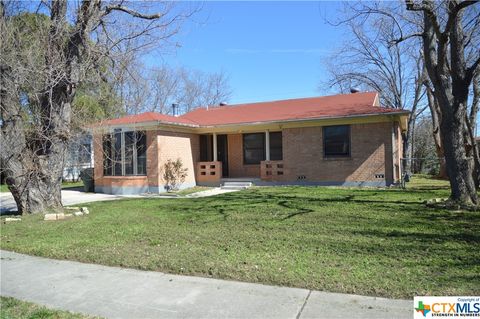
89,120,199,132
194,111,410,129
89,110,410,133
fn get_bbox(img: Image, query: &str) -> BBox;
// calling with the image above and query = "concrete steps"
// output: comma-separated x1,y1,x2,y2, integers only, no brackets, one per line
220,181,253,190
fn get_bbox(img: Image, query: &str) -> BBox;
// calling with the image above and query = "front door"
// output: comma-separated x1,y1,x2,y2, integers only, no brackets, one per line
217,135,229,177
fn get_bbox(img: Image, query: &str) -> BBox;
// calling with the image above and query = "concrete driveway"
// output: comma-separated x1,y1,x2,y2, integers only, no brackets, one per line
0,190,123,214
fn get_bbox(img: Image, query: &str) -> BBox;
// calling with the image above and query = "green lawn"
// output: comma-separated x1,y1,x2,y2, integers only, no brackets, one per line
0,181,84,193
0,296,95,319
61,181,84,189
175,186,212,196
1,176,479,299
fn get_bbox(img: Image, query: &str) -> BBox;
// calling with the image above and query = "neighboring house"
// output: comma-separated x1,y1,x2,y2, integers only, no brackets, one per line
91,92,409,194
63,133,94,182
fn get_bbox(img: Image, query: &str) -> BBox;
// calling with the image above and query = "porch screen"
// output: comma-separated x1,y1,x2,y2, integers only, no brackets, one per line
323,125,350,157
103,130,147,176
269,132,283,160
243,133,265,164
200,135,213,161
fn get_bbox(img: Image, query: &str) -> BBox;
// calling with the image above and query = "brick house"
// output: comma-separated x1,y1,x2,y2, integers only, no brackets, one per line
91,92,408,194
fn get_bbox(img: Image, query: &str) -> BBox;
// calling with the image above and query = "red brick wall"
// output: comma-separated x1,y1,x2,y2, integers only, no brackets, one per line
280,122,395,184
156,130,199,187
227,134,260,177
93,134,103,182
93,120,399,189
147,129,159,187
93,130,199,192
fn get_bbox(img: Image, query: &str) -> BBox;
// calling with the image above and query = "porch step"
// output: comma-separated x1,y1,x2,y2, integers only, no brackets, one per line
221,178,260,183
220,181,253,190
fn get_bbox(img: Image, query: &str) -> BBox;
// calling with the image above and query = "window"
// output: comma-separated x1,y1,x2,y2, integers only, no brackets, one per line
243,133,265,164
124,131,135,175
323,125,350,157
113,129,122,175
102,130,147,176
102,135,112,176
269,132,283,160
136,132,147,175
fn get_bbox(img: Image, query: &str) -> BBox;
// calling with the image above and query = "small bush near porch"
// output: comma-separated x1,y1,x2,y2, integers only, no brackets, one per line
1,176,479,299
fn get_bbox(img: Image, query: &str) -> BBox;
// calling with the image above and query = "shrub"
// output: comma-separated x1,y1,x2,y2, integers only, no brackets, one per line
163,158,188,191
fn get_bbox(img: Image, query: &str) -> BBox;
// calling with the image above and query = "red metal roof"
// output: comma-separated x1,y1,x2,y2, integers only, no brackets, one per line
180,92,406,126
97,92,408,128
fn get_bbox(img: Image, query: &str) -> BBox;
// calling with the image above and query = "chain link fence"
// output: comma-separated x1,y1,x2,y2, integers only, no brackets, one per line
400,157,444,188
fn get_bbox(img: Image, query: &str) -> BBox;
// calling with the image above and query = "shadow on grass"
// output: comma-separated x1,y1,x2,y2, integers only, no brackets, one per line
277,200,314,220
0,210,21,216
352,228,480,244
404,185,450,191
211,192,427,215
162,188,433,213
62,186,84,191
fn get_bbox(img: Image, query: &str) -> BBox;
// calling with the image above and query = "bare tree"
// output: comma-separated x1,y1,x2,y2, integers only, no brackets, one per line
0,1,191,214
405,0,480,206
150,66,232,115
150,65,181,114
114,65,232,115
412,116,441,174
324,2,427,175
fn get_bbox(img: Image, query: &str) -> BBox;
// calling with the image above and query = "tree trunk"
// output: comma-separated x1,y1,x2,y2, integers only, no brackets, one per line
440,99,478,205
435,146,448,179
409,1,479,206
465,116,480,189
403,115,415,175
8,174,63,215
425,85,447,178
467,71,480,188
0,0,70,214
0,98,66,214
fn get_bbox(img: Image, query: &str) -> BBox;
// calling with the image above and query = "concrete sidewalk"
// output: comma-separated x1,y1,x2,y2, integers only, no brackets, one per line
0,188,237,214
0,190,123,214
0,250,411,319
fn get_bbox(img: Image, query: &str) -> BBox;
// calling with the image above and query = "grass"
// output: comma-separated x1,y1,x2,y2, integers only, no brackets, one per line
406,174,452,190
0,182,84,193
175,186,212,196
0,296,95,319
61,182,84,190
1,176,479,299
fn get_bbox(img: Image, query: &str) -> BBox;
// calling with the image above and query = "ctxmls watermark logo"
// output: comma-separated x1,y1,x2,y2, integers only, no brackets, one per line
414,296,480,318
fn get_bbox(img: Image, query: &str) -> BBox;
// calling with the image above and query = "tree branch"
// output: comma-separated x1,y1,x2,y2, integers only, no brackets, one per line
104,5,166,20
445,1,478,33
466,56,480,83
390,32,423,46
406,0,443,40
